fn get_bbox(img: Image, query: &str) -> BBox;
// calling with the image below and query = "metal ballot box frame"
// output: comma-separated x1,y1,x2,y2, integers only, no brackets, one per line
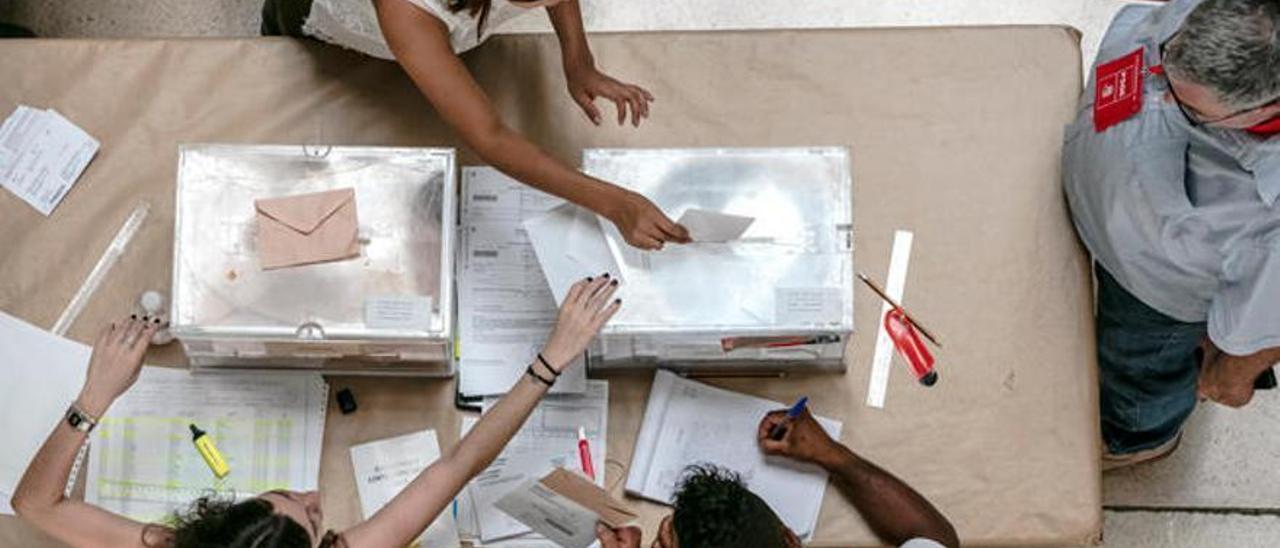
582,147,853,372
171,144,457,376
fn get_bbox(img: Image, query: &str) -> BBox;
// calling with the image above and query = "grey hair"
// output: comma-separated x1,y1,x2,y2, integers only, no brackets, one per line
1164,0,1280,110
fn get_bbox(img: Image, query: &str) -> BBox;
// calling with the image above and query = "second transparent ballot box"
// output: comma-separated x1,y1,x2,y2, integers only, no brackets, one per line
582,147,854,372
171,145,456,375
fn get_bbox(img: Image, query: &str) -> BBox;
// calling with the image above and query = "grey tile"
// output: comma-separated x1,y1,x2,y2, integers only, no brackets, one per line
1104,391,1280,508
1103,511,1280,548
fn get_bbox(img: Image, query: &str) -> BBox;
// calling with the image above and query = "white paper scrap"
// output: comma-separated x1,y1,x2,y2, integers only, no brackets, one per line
364,295,433,330
866,230,914,409
776,287,843,325
0,106,99,216
677,208,755,243
350,430,461,548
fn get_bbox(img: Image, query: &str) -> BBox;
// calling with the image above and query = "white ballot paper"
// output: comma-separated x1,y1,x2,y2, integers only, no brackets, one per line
460,381,608,543
0,105,100,215
676,208,755,243
458,167,587,397
0,311,90,514
627,370,840,539
524,203,623,305
495,469,636,548
351,430,461,548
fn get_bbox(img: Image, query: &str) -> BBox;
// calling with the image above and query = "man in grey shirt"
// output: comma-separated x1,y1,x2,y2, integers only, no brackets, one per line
1065,0,1280,469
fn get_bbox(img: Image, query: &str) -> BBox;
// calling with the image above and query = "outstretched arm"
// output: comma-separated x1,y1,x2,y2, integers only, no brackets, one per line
343,276,622,548
758,409,959,547
12,317,165,548
372,0,687,249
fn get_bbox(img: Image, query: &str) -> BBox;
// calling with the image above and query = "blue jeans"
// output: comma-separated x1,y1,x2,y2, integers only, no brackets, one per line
1095,264,1205,455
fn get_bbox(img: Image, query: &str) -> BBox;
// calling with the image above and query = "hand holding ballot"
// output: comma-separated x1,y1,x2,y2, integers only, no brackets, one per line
606,190,691,250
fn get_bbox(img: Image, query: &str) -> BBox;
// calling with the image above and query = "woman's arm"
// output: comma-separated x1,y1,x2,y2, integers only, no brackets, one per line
546,1,653,127
372,0,688,250
12,317,164,548
343,276,621,548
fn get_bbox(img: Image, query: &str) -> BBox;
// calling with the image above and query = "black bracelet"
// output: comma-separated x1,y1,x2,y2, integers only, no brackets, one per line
536,353,562,377
526,364,556,387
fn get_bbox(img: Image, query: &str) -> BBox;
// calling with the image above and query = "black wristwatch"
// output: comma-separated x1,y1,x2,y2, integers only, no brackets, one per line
65,403,99,433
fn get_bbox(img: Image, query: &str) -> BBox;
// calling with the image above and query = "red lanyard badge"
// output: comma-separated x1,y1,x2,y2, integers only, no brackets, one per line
1094,48,1145,132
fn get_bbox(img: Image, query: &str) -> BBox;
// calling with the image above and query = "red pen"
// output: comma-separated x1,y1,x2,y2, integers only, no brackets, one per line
577,427,595,481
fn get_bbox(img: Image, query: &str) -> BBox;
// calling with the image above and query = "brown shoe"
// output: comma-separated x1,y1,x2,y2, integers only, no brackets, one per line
1102,432,1181,471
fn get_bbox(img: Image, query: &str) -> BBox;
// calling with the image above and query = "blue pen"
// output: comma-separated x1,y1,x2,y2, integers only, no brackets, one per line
769,396,809,440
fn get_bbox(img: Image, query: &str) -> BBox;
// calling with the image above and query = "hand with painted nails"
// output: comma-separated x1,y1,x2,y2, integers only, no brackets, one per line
76,315,161,417
540,275,622,371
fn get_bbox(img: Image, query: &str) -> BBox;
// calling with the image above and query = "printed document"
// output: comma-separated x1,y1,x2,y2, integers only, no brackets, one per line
627,370,840,538
350,430,461,547
458,167,586,397
85,369,327,522
0,105,99,215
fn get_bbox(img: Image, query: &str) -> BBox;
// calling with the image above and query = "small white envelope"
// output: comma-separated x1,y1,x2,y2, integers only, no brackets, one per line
677,208,755,242
524,203,623,304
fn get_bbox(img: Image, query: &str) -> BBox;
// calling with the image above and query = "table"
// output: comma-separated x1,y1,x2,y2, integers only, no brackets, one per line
0,26,1098,546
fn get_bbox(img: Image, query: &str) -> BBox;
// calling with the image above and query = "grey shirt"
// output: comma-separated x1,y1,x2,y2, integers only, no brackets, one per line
1064,0,1280,355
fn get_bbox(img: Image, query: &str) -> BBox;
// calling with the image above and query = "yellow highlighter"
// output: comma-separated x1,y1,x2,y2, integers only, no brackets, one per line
190,423,230,479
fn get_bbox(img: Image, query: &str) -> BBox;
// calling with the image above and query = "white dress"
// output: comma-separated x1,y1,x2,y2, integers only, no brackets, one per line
303,0,534,59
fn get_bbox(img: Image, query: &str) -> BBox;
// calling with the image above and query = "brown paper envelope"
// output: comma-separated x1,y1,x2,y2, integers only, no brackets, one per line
255,188,360,270
540,468,638,527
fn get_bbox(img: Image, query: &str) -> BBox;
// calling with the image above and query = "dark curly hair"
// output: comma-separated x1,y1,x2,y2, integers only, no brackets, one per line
671,465,788,548
164,494,311,548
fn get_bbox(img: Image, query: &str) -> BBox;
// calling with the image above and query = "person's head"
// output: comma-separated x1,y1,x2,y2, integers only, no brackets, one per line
447,0,571,31
165,490,324,548
655,465,801,548
1163,0,1280,128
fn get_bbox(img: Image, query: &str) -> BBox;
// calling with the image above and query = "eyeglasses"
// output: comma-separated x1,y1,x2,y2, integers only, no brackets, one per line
1165,75,1280,127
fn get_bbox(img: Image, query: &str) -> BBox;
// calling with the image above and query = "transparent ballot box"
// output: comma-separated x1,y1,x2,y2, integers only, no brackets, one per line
171,145,456,375
582,147,853,372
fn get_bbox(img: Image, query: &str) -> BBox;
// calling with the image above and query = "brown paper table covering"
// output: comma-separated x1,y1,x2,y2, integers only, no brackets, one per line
0,27,1098,547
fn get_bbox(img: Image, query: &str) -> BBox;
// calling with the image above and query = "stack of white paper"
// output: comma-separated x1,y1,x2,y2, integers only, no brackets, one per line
85,370,327,522
457,381,608,545
350,430,461,548
627,370,841,539
0,311,91,514
457,167,587,397
0,105,99,216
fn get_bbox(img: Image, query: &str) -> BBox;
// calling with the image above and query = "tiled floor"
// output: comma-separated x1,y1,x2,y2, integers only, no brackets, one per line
3,0,1277,545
